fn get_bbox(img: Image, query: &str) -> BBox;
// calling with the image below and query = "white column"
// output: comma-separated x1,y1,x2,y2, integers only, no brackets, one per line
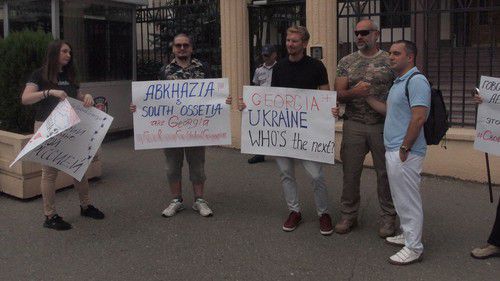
3,2,9,37
220,0,250,148
51,0,60,39
306,0,337,85
132,6,137,81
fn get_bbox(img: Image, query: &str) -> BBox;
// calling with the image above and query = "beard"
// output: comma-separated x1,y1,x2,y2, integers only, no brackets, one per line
176,54,190,61
356,41,373,50
287,47,302,56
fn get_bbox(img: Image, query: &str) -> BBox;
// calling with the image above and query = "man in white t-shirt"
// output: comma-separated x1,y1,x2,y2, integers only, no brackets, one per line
248,44,277,164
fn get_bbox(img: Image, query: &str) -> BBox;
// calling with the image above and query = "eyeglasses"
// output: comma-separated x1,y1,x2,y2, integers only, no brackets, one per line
174,43,191,49
354,30,376,37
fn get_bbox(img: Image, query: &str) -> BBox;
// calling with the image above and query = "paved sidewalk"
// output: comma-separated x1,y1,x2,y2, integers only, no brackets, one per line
0,137,499,281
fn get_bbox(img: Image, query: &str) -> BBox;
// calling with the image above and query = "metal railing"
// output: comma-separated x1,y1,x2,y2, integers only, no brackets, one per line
337,0,500,126
248,1,306,81
136,0,221,80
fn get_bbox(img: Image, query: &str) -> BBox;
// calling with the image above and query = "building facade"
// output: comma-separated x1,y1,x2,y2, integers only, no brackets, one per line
1,0,497,183
137,0,499,183
0,0,148,132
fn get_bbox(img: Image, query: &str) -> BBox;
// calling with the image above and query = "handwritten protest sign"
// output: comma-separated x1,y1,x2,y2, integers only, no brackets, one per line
131,78,231,150
474,76,500,156
10,98,113,181
241,86,336,164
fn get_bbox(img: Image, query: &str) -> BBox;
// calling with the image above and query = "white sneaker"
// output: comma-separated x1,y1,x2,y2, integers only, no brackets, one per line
386,234,405,246
192,199,213,217
389,246,423,265
161,199,184,217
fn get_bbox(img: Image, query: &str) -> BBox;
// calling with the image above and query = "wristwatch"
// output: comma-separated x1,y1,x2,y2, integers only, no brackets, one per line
400,145,411,153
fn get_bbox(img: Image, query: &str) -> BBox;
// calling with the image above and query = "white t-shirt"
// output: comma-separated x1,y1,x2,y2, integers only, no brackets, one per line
252,61,276,87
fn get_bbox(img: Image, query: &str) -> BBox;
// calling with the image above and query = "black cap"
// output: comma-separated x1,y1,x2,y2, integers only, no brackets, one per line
261,45,276,55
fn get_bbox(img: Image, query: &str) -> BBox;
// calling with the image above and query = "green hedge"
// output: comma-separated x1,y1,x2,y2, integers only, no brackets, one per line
0,30,52,133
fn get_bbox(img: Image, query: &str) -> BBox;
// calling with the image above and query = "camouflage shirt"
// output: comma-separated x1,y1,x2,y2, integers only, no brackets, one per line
336,50,394,124
158,58,209,80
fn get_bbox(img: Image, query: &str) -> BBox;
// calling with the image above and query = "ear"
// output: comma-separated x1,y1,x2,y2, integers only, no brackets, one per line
407,53,414,63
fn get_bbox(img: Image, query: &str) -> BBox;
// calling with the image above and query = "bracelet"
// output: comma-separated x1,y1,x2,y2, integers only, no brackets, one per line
47,89,51,97
42,90,47,99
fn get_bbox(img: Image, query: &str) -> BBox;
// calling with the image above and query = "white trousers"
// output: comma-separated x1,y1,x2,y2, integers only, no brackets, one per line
385,150,424,254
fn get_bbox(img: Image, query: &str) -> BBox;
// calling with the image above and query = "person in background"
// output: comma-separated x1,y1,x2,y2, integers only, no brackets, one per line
247,44,278,164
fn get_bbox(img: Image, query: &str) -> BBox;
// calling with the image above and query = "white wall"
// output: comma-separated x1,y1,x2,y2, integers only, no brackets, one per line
80,81,133,132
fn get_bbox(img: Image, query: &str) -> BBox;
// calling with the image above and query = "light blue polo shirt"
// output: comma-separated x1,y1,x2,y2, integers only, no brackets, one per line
384,67,431,156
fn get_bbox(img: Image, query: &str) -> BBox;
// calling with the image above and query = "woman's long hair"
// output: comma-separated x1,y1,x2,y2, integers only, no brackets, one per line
42,40,78,87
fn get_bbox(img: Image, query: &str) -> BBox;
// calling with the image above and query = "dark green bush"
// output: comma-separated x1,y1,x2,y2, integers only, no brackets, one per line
0,30,52,133
137,58,163,81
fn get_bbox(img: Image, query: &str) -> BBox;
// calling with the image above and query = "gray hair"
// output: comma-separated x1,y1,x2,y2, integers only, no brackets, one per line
358,18,379,31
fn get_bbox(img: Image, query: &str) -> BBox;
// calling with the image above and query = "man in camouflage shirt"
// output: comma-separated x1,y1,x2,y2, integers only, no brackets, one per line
130,33,213,218
334,19,396,237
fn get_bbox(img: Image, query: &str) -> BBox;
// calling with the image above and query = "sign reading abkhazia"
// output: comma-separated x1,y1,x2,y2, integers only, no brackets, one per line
131,78,231,150
240,86,337,164
10,98,113,181
474,76,500,156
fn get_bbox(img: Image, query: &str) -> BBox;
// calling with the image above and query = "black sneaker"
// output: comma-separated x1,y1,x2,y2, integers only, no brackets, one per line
80,205,105,219
43,214,72,231
248,155,265,164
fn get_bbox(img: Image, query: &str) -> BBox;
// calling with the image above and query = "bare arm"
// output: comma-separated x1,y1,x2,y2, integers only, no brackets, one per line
400,106,428,161
365,96,387,115
21,85,68,105
21,84,48,105
334,77,371,103
319,84,330,91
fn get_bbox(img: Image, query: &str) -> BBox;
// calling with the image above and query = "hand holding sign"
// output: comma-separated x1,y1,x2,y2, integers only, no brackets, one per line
131,78,231,150
474,76,500,156
10,98,113,181
240,86,337,164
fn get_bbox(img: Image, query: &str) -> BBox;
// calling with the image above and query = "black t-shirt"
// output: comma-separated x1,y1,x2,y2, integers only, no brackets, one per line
271,55,329,90
27,68,79,121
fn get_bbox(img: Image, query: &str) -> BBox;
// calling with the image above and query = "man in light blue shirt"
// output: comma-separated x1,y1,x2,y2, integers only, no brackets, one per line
383,68,430,157
365,40,431,265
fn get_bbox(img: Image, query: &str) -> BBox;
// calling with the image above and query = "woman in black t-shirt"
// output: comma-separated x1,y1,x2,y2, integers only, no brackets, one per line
21,40,105,231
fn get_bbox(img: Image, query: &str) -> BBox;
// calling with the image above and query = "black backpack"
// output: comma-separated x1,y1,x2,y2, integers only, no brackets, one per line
405,72,449,145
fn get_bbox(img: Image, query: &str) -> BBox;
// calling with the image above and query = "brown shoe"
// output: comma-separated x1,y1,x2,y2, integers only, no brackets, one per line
471,244,500,259
334,217,357,234
379,220,396,238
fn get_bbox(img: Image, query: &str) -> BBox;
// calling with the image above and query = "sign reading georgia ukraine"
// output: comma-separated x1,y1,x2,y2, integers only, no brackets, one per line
132,78,231,150
241,86,337,164
474,76,500,156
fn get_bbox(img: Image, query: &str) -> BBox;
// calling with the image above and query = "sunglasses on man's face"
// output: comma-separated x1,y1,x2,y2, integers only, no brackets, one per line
174,43,191,49
354,30,375,37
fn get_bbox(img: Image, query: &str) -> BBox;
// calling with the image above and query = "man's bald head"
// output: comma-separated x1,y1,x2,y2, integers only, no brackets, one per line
354,19,380,52
356,19,379,31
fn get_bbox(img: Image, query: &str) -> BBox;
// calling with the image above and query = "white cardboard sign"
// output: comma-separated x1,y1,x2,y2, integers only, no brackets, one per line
240,86,336,164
